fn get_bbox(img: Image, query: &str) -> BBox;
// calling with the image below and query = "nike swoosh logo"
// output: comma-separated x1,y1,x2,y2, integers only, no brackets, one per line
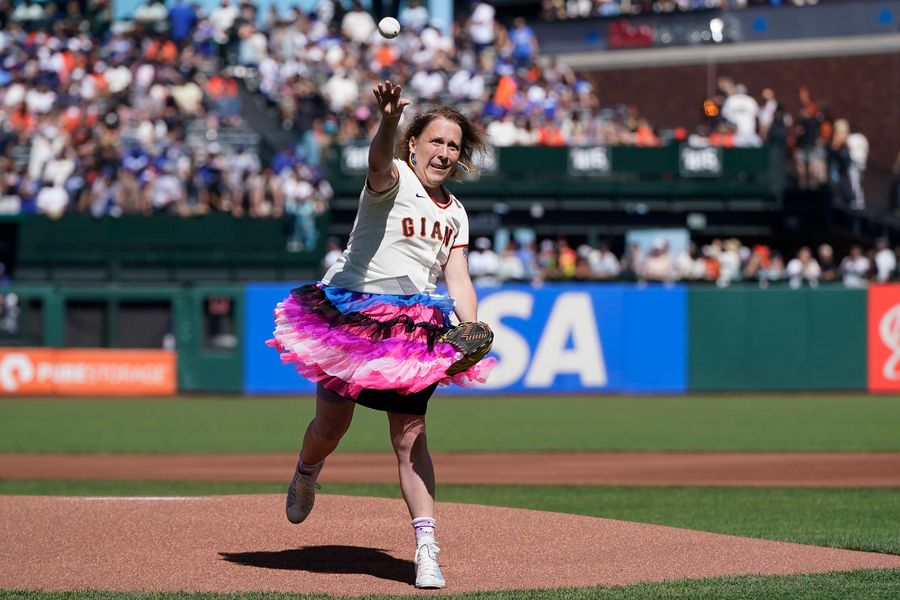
416,193,427,198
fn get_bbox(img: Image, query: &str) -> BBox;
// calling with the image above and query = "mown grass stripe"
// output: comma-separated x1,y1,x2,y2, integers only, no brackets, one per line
2,395,900,453
1,569,899,600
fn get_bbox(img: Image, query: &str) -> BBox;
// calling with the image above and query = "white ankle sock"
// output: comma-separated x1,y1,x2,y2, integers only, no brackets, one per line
412,517,436,544
297,458,318,476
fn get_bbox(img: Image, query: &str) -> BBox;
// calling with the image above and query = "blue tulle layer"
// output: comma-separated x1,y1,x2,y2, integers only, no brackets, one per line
319,284,455,326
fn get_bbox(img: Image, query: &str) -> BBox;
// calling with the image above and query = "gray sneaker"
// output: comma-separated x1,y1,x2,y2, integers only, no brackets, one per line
285,459,323,524
414,541,446,589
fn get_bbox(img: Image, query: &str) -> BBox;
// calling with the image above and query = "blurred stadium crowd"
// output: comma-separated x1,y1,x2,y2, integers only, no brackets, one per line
0,0,887,263
539,0,833,20
319,233,900,289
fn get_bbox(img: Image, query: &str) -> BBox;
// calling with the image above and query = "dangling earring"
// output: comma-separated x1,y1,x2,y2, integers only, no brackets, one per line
408,151,417,168
456,161,471,174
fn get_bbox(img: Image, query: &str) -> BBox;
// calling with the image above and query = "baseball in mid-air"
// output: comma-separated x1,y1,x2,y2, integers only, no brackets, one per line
378,16,401,39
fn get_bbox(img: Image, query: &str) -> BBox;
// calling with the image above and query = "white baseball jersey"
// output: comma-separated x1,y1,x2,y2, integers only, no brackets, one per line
321,158,469,294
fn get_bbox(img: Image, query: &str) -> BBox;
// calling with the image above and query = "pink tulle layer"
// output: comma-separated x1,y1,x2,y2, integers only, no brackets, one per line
268,291,496,399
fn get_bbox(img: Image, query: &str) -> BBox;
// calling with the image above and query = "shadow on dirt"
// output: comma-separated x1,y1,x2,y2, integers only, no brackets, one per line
219,545,415,584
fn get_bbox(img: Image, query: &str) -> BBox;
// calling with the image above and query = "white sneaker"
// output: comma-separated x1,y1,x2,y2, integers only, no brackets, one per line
285,459,323,524
414,540,445,589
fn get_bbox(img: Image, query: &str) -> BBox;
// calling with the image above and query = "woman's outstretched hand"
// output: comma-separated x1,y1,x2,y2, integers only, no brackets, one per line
373,80,411,119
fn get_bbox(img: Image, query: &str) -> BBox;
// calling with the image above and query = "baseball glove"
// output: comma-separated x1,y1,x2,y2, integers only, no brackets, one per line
440,321,494,376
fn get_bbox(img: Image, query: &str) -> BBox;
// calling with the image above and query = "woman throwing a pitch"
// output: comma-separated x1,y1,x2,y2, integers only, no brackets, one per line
268,80,495,589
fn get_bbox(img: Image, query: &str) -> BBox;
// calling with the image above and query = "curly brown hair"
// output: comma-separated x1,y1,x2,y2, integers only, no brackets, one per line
393,107,488,181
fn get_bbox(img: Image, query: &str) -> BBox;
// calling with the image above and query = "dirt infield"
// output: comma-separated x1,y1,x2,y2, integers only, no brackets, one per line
2,494,899,596
3,452,900,487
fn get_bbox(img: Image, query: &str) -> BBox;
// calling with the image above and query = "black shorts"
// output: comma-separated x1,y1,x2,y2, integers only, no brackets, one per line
317,382,439,416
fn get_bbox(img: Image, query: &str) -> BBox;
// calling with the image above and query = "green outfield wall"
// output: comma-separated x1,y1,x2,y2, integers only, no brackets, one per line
2,283,876,394
688,287,868,391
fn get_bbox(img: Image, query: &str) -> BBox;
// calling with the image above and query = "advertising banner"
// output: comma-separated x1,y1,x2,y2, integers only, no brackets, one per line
244,283,687,394
868,284,900,392
244,284,316,394
0,348,176,396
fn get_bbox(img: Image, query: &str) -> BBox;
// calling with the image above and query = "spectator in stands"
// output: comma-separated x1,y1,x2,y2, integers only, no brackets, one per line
322,236,344,272
468,236,500,286
575,245,595,280
716,238,742,287
793,105,826,189
721,83,761,148
588,242,621,280
206,74,242,121
134,0,168,34
846,127,868,211
556,237,578,279
35,178,68,218
641,238,675,282
237,22,268,68
765,101,790,153
537,238,559,280
743,244,779,288
323,68,361,115
817,244,838,282
80,168,122,218
676,241,705,282
786,246,821,289
399,0,429,32
11,0,43,28
468,1,496,57
341,1,377,44
496,239,529,282
757,88,777,140
197,145,230,213
828,118,853,207
146,163,188,214
211,0,239,63
699,239,722,282
486,113,518,147
840,245,870,288
255,167,285,218
168,0,197,47
283,162,318,252
874,238,896,283
508,17,539,69
620,240,644,280
517,239,539,281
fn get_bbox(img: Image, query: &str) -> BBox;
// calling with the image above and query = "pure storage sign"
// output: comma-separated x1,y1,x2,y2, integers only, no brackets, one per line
868,285,900,392
0,349,176,396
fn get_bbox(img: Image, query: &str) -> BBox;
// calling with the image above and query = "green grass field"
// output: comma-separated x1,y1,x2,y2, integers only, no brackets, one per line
3,395,900,452
2,394,900,599
0,570,899,600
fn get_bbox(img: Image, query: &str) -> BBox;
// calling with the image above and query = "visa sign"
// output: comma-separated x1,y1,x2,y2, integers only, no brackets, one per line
473,284,686,393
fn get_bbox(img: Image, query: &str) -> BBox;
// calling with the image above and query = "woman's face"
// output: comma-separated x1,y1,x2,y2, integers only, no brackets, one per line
409,117,462,191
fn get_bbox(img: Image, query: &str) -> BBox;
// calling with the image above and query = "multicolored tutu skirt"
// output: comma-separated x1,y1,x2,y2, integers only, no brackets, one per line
267,284,496,400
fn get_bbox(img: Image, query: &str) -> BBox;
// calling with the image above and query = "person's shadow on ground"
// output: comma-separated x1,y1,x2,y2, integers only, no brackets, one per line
219,545,415,584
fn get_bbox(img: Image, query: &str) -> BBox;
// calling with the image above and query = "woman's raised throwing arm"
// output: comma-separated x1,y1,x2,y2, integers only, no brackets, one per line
368,80,411,193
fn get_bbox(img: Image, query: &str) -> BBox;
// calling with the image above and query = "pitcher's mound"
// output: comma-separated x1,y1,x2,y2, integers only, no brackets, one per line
2,494,898,596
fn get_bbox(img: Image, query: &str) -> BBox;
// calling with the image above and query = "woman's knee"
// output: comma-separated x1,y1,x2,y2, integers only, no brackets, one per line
389,414,427,456
311,389,354,443
311,412,352,443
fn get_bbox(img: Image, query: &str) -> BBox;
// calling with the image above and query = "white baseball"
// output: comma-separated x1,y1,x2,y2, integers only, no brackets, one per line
378,16,401,39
